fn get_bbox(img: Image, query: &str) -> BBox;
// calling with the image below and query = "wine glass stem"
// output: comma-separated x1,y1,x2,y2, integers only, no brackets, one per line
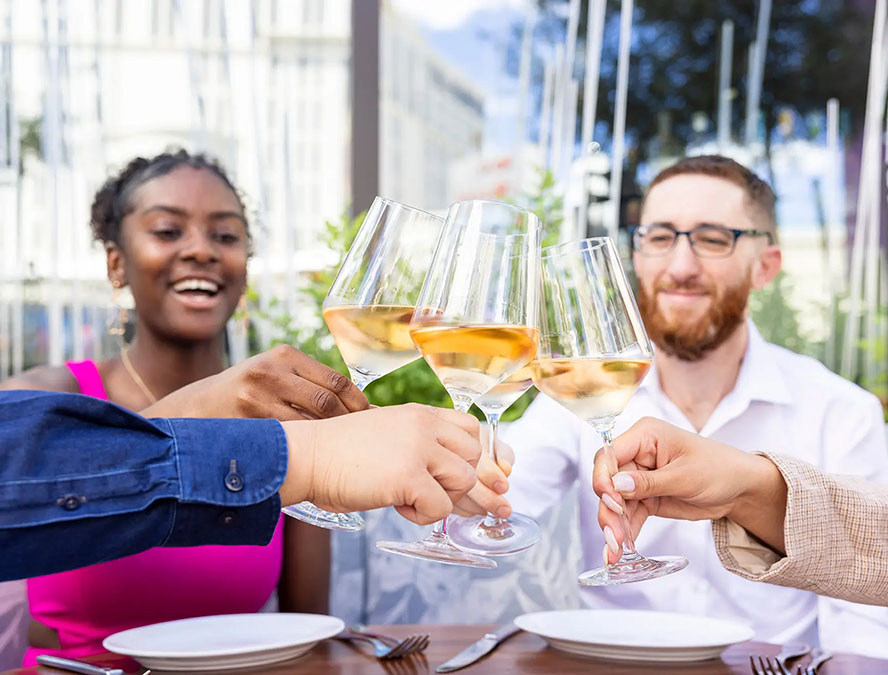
482,411,504,528
599,425,639,557
428,396,474,538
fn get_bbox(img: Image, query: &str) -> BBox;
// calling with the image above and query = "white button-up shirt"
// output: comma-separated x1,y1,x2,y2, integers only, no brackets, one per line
503,320,888,658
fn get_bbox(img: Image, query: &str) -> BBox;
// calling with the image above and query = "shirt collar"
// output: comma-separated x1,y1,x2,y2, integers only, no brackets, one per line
639,318,793,406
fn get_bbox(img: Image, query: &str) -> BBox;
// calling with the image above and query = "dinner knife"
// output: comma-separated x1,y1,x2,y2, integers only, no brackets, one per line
436,623,520,672
36,655,124,675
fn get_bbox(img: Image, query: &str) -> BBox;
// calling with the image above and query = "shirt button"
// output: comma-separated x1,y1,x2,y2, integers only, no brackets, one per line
57,495,84,511
218,511,237,527
225,473,244,492
224,459,244,492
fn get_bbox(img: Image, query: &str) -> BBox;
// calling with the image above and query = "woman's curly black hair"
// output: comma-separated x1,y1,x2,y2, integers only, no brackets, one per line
90,148,250,247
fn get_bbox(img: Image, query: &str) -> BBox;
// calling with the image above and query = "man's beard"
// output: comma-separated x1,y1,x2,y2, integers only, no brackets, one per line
638,273,751,362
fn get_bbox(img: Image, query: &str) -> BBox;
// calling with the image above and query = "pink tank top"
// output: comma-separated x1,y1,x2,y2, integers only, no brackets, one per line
24,360,285,666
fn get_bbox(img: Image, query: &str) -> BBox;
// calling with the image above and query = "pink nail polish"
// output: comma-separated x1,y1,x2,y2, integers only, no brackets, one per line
604,525,620,554
612,473,635,492
601,493,624,515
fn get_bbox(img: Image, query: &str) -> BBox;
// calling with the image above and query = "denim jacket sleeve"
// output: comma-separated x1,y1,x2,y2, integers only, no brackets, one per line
0,390,289,581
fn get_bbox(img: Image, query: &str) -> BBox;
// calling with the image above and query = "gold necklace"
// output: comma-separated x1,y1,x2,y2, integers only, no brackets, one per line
121,347,158,404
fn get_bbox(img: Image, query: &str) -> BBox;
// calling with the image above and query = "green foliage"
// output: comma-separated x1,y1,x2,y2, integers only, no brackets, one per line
748,271,819,358
749,272,888,420
511,167,564,247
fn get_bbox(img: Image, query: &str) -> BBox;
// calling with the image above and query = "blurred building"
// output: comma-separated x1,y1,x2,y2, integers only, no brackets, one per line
0,0,484,372
380,4,484,211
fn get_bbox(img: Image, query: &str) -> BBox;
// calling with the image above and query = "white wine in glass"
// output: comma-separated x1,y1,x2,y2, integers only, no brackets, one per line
409,324,538,409
282,197,443,532
476,363,534,411
534,237,688,585
322,304,418,385
531,357,652,421
376,199,541,568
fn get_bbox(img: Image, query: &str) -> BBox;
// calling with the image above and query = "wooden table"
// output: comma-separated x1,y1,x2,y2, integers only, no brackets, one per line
6,624,886,674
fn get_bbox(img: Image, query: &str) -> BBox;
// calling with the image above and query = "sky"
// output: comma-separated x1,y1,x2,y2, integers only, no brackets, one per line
391,0,530,31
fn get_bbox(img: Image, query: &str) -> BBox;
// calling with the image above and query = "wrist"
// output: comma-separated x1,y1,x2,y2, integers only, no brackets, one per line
280,420,319,506
728,453,788,553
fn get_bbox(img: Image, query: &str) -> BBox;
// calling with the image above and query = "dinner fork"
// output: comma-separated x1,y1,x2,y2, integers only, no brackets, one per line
796,647,833,674
339,627,430,660
750,655,790,675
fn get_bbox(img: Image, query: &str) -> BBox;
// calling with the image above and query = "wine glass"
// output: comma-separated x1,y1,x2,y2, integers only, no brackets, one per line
446,362,542,555
376,199,541,567
532,237,688,585
282,197,443,531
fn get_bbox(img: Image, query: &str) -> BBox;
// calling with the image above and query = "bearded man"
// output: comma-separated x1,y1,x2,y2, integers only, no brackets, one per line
502,155,888,657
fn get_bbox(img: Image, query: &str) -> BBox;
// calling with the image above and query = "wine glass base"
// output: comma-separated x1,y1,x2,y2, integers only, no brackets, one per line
376,538,497,569
447,513,541,556
578,555,688,586
282,502,365,532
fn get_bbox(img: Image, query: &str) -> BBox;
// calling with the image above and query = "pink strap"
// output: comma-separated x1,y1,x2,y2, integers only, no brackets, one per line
65,360,110,401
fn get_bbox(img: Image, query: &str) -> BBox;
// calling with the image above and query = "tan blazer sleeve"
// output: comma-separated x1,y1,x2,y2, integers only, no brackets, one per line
712,452,888,606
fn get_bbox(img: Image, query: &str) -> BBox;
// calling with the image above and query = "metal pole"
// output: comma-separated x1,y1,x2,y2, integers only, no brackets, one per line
745,40,757,145
717,20,734,152
608,0,633,238
561,78,578,183
842,0,886,377
745,0,771,144
538,60,554,168
581,0,605,152
564,0,581,77
550,44,565,179
823,97,840,369
514,7,534,178
42,0,65,366
350,0,379,216
578,0,606,240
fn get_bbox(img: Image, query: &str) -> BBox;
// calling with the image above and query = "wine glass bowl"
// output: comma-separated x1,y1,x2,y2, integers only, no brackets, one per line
282,197,444,532
376,199,542,567
533,237,688,585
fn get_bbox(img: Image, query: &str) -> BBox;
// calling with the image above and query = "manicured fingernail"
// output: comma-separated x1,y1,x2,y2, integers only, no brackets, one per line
493,481,508,494
612,473,635,492
601,493,624,515
602,544,610,568
603,525,620,554
496,504,511,518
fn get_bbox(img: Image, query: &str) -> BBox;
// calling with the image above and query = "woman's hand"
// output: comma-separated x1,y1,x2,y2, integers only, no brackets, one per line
142,345,368,421
593,417,788,564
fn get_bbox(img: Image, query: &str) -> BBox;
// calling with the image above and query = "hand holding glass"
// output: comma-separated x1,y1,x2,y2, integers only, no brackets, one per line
533,238,688,585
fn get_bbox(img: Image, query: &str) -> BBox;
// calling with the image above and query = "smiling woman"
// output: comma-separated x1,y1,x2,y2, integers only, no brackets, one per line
0,149,332,666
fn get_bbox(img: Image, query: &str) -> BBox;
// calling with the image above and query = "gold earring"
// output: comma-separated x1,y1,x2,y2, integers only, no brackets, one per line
108,280,128,338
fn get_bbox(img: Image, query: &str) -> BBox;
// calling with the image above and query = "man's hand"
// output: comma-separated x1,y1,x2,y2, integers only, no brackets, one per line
592,417,787,564
142,345,368,421
281,404,492,525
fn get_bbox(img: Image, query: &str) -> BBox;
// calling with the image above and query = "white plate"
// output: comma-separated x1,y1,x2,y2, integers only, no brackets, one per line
514,609,754,663
102,613,345,672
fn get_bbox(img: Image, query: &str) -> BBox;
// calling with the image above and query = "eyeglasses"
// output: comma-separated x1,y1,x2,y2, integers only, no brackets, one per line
630,224,774,258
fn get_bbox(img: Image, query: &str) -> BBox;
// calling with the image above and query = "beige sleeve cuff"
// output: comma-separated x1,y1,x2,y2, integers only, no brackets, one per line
712,451,888,606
